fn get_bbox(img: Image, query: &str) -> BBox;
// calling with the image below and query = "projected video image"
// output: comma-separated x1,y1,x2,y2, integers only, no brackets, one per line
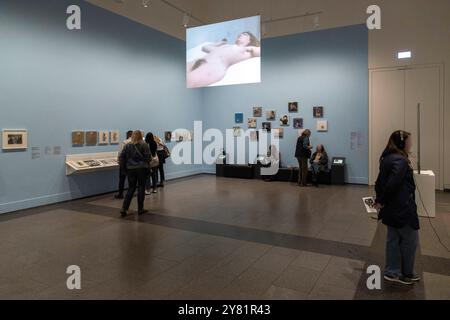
186,16,261,88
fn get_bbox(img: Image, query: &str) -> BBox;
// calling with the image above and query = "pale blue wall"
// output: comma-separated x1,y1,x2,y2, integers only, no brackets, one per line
201,25,369,184
0,0,203,214
0,1,369,215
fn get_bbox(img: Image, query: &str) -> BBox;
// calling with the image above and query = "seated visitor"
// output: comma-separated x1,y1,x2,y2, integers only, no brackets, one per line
310,144,329,187
262,145,280,182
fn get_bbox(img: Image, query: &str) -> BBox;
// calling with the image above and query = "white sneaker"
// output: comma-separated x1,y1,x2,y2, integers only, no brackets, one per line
152,189,158,194
145,190,152,195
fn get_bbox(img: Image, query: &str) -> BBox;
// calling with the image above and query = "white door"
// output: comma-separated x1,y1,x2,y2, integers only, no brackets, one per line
405,66,442,189
370,69,405,185
369,65,443,189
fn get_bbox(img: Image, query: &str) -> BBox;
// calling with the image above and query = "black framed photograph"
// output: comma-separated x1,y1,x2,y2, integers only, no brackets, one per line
262,122,272,132
288,102,298,113
293,118,303,129
314,106,324,118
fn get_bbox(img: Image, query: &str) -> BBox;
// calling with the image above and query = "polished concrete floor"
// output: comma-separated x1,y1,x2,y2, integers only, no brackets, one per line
0,174,449,300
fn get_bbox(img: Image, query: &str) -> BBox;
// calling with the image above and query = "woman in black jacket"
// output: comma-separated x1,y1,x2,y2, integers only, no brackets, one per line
120,130,151,217
145,132,158,195
374,130,420,285
310,144,328,187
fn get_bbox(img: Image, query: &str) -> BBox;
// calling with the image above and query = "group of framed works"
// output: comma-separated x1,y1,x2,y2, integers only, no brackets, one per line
164,130,193,143
233,103,327,140
71,130,121,146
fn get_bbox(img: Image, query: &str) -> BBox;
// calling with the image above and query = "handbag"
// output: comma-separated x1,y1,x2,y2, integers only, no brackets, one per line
163,145,170,159
149,154,159,168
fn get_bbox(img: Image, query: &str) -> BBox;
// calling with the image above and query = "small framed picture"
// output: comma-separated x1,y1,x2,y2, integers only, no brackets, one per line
71,131,85,146
248,118,257,129
262,122,271,132
99,130,109,145
250,130,259,141
317,120,328,132
2,129,28,150
288,102,298,113
110,130,120,144
164,131,173,143
85,131,98,146
314,106,324,118
273,128,284,139
266,110,276,121
293,118,303,129
279,115,290,126
253,107,262,117
233,127,242,137
235,113,244,124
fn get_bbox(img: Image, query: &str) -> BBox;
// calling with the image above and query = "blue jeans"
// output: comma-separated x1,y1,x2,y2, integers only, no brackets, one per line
385,225,419,277
311,162,321,182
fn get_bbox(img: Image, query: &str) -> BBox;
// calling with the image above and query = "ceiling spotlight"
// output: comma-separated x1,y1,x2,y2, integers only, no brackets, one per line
142,0,150,7
182,13,190,28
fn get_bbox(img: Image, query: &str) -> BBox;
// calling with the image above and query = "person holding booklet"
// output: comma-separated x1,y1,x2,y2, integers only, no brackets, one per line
374,130,420,285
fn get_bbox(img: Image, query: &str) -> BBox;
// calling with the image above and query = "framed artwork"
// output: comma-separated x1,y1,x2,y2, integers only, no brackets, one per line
288,102,298,113
248,118,257,129
279,115,290,126
235,113,244,124
85,131,98,146
71,131,84,146
273,128,284,139
164,131,173,143
250,130,259,141
99,130,109,145
266,110,276,121
262,122,271,132
317,120,328,132
314,106,324,118
2,129,28,150
253,107,262,117
110,130,120,144
293,118,303,129
175,130,191,142
233,127,242,137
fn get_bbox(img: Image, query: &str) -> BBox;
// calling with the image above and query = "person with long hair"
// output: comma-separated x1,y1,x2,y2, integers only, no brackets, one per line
374,130,420,285
120,130,151,217
115,130,133,199
187,31,261,88
155,135,168,188
145,132,158,195
295,129,312,186
310,144,329,187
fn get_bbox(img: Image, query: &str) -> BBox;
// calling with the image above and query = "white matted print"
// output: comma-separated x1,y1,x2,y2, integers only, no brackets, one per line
110,130,120,144
317,120,328,132
2,129,28,150
99,130,109,145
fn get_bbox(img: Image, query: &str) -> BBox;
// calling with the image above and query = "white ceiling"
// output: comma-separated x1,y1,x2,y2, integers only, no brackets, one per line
86,0,377,40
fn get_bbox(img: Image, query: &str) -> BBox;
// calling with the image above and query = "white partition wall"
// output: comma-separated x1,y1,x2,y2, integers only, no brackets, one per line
369,64,444,190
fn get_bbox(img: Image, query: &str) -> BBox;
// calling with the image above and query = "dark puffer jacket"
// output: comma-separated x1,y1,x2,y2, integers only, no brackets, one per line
375,153,419,230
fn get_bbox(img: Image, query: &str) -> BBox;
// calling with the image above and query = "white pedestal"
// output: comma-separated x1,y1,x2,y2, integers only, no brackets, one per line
414,170,436,218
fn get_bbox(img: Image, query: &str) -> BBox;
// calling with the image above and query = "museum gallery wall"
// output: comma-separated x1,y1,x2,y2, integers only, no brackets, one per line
0,0,203,214
201,24,369,184
0,0,368,214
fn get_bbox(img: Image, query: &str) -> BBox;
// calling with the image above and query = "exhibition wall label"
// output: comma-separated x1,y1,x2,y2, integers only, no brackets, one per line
186,16,261,89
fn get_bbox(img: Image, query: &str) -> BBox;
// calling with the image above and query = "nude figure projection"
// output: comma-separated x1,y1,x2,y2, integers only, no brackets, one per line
186,16,261,88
